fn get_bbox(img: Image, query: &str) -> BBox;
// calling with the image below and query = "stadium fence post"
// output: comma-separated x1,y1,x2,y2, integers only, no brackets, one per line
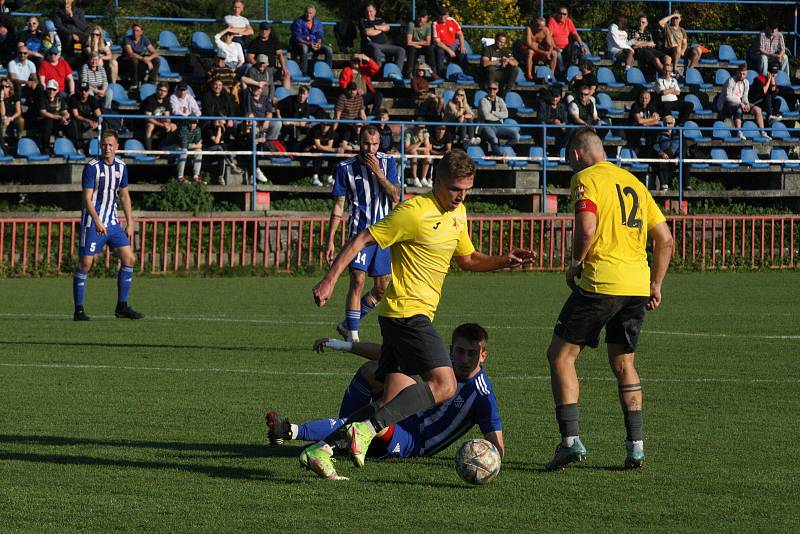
400,123,406,198
412,0,416,21
251,118,258,211
679,127,684,207
264,1,269,22
539,0,544,18
541,124,548,213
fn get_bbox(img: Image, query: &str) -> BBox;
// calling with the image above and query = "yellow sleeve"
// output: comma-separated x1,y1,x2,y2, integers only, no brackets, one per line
368,200,418,249
644,190,666,230
454,215,476,257
571,171,599,211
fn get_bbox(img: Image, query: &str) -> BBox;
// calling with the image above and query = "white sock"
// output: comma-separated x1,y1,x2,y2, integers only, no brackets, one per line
317,442,334,455
348,331,359,343
290,424,299,440
563,435,579,447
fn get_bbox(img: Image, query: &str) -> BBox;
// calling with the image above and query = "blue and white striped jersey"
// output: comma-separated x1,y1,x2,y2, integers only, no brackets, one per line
81,157,129,228
411,368,503,458
331,153,399,238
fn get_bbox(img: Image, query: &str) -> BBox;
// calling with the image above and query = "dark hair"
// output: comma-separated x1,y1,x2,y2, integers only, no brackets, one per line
495,32,507,41
297,85,309,94
436,149,476,182
615,15,628,31
101,130,119,142
157,81,170,90
452,323,489,346
360,124,381,141
131,23,142,31
417,8,428,18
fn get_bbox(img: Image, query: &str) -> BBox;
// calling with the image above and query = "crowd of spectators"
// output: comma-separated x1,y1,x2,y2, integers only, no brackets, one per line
0,1,798,190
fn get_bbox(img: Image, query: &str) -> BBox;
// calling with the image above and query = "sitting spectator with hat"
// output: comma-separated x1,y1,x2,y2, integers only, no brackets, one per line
411,62,444,121
38,78,72,153
215,29,246,74
37,48,74,96
170,82,201,118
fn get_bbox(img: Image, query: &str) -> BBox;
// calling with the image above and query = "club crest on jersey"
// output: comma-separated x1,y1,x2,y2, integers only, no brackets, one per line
453,395,464,408
575,185,585,201
452,218,460,230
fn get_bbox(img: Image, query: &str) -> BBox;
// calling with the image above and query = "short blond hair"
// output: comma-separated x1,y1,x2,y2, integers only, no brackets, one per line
437,149,476,182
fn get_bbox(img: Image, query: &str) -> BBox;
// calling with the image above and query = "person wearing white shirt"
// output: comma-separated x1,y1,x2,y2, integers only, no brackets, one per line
606,15,634,70
223,0,254,47
8,47,38,89
722,64,768,139
655,61,692,123
215,30,245,71
169,83,201,117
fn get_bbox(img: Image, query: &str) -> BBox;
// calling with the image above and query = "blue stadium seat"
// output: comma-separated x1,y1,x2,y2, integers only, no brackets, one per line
618,148,648,171
472,90,487,109
595,92,624,116
88,138,100,157
603,129,623,142
17,138,50,161
275,86,291,101
139,83,156,101
685,68,712,89
770,121,792,140
159,30,188,53
740,147,769,169
746,70,758,85
0,66,7,77
742,120,770,142
53,137,86,161
124,139,156,162
514,68,535,88
381,62,407,85
498,145,525,168
307,87,334,111
528,146,556,168
714,69,731,87
712,121,741,143
0,144,14,162
583,44,601,62
109,83,136,106
718,45,745,66
312,61,336,85
503,91,533,114
503,118,531,141
462,39,481,63
565,65,581,82
558,146,567,164
775,71,800,91
625,68,653,89
684,94,712,116
191,31,215,52
466,145,496,167
683,120,711,142
710,147,739,169
770,147,800,169
535,65,556,84
285,59,311,83
597,67,624,88
446,63,475,84
777,96,800,119
158,56,181,80
442,89,455,106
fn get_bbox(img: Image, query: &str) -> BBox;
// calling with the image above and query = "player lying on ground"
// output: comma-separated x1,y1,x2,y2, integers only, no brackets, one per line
266,323,504,466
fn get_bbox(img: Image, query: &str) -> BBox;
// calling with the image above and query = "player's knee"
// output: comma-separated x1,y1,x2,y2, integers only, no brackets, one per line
79,256,94,271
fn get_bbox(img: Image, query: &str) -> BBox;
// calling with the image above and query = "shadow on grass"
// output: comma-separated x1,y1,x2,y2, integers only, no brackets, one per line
0,339,291,353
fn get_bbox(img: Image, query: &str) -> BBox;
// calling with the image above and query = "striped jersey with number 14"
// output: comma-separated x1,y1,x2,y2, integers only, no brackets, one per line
332,153,400,238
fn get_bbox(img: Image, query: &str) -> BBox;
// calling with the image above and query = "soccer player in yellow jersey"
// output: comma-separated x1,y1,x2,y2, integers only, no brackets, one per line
545,127,674,471
302,149,533,480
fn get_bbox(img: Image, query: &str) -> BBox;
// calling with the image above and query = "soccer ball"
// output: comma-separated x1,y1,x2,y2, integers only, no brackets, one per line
454,438,501,485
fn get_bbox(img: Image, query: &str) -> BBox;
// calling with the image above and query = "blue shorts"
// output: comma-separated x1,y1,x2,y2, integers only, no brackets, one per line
367,419,422,459
349,243,391,277
79,223,130,257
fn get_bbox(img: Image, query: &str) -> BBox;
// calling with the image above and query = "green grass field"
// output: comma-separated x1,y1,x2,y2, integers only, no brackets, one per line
1,272,798,532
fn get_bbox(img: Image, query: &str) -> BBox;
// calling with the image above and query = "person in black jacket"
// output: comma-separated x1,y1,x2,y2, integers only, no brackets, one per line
51,0,89,58
203,78,237,128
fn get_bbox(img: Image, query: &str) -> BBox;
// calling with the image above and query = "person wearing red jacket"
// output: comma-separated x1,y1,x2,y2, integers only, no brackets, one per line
339,53,383,117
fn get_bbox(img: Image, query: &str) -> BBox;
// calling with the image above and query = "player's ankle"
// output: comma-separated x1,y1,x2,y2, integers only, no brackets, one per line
562,435,580,447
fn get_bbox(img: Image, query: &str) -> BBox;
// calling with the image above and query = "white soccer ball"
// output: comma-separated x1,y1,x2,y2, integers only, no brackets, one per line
454,438,501,485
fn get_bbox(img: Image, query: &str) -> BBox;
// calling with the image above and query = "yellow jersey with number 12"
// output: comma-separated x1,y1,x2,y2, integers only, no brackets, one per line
570,161,666,296
368,193,475,320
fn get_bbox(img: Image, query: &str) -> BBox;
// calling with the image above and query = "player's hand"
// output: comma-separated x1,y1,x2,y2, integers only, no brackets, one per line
313,337,332,352
647,282,662,310
325,243,336,265
96,222,107,236
363,153,381,174
565,262,583,291
313,337,352,353
312,277,334,307
507,248,535,267
125,224,135,243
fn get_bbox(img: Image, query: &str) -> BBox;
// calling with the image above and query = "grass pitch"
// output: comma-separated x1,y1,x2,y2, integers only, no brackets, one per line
0,272,798,532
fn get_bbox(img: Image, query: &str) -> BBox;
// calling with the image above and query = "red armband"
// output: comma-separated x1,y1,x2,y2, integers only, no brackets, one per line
575,199,597,214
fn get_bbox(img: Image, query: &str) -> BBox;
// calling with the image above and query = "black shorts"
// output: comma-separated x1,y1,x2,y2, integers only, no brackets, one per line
376,315,451,382
553,288,648,352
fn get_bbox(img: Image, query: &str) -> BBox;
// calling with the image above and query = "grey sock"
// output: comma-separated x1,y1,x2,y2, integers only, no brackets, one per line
323,402,379,450
369,382,436,432
624,410,644,441
555,403,580,438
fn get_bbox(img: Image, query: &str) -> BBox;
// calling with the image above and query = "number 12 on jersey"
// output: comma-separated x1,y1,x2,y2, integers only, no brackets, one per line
615,184,643,230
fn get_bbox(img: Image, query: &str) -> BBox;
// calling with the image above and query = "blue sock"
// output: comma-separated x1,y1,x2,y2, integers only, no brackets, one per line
338,370,374,419
73,268,88,307
345,309,360,333
117,265,134,304
360,295,376,319
297,417,346,442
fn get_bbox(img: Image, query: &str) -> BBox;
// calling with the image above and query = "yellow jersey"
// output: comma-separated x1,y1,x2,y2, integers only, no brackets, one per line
571,161,666,296
368,193,475,320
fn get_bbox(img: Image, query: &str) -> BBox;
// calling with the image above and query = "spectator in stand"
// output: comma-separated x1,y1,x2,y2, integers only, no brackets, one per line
628,89,660,154
333,81,366,149
339,52,383,117
247,23,291,90
749,22,790,76
749,64,783,123
141,81,176,150
83,25,118,84
0,0,23,60
68,82,100,148
203,78,237,128
652,114,679,191
121,23,160,85
276,85,319,149
8,46,38,90
567,83,600,126
444,88,477,146
606,15,634,71
224,0,254,48
547,5,589,73
204,119,240,185
655,61,692,124
429,123,452,161
41,20,63,58
38,79,72,152
176,119,203,183
404,119,432,187
215,30,245,73
241,84,281,141
360,3,406,73
233,119,268,183
568,59,597,96
305,114,343,186
51,0,89,58
22,74,44,126
38,49,74,96
290,4,333,77
658,12,701,77
537,89,568,145
240,54,273,102
170,82,201,118
721,64,769,140
480,33,520,93
17,17,45,66
411,63,444,122
1,79,24,146
432,7,467,77
478,81,519,155
208,50,239,94
406,9,436,79
521,17,557,80
80,53,111,110
377,108,396,154
629,16,667,76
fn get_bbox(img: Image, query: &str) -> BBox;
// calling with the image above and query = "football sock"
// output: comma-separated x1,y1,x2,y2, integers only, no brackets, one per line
345,309,360,341
338,370,375,419
289,424,299,440
297,418,345,442
623,410,644,441
117,265,134,304
555,403,580,440
73,268,88,307
368,382,436,432
359,292,378,319
323,402,378,450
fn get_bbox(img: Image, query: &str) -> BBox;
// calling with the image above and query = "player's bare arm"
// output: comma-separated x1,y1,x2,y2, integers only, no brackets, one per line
484,430,505,459
647,221,674,310
119,187,135,243
455,248,534,272
312,338,381,360
567,210,597,290
312,229,376,307
82,188,106,235
325,196,346,264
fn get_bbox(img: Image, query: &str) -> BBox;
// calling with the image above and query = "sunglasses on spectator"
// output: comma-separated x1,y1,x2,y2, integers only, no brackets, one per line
559,11,568,16
488,87,499,91
92,32,101,36
581,92,591,96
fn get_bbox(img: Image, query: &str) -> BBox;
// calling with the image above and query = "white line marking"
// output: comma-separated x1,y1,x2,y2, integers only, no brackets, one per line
0,362,797,384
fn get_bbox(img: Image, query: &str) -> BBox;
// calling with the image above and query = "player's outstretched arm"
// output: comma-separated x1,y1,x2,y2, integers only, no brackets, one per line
455,248,534,272
483,431,505,459
647,221,674,310
312,229,377,307
312,338,382,360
